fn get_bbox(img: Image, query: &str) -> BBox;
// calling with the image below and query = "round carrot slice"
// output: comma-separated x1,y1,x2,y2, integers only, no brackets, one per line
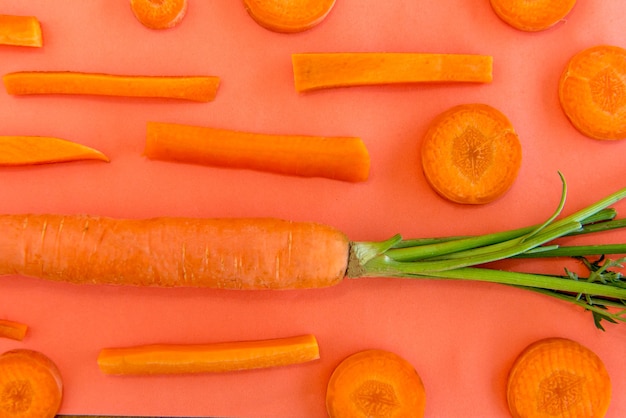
326,349,426,418
559,45,626,140
421,103,522,205
507,338,611,418
242,0,336,33
489,0,576,32
0,349,63,418
130,0,188,30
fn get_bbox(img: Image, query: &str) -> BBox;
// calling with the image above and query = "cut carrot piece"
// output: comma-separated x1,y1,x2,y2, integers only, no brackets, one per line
507,338,611,418
0,136,109,166
292,53,493,92
421,103,522,204
0,349,63,418
144,121,370,182
0,319,28,341
489,0,576,32
130,0,188,30
243,0,335,33
3,71,220,102
98,334,320,375
558,45,626,140
326,349,426,418
0,15,42,47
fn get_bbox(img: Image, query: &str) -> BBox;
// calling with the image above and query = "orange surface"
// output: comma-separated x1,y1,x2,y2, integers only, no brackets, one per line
1,1,626,417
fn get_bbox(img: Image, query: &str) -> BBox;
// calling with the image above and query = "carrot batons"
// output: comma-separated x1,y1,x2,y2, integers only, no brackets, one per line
559,45,626,140
421,103,522,205
3,71,220,102
144,121,370,182
326,349,426,418
489,0,576,32
0,136,109,166
243,0,335,33
98,334,320,375
292,53,493,92
0,349,63,418
130,0,188,30
507,338,611,418
0,319,28,341
0,15,42,47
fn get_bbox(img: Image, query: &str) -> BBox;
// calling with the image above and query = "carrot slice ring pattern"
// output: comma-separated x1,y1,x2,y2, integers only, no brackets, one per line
559,45,626,140
243,0,336,33
130,0,188,30
489,0,576,32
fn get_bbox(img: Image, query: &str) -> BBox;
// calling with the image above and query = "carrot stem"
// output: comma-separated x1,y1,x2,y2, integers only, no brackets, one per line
0,15,42,47
0,319,28,341
0,136,109,166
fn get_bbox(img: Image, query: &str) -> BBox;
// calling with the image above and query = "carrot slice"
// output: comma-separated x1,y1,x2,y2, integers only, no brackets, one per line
507,338,611,418
292,53,493,92
98,334,320,375
0,15,42,47
326,349,426,418
144,121,370,182
421,103,522,204
3,71,220,102
558,45,626,140
489,0,576,32
0,319,28,341
0,136,109,166
0,349,63,418
243,0,335,33
130,0,187,30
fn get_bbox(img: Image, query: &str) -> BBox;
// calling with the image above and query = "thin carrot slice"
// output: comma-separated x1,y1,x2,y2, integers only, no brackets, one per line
130,0,188,30
292,53,493,92
0,15,42,47
0,136,109,166
0,319,28,341
0,349,63,418
507,338,611,418
144,121,370,182
243,0,335,33
3,71,220,102
421,103,522,204
98,334,320,375
326,349,426,418
489,0,576,32
558,45,626,140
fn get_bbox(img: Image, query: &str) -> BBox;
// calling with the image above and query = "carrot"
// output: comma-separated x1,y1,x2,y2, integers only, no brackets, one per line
0,136,109,166
144,121,370,182
326,349,426,418
420,103,522,204
507,338,611,418
0,319,28,341
489,0,576,32
0,15,42,47
3,71,220,102
0,349,63,418
97,334,319,375
243,0,335,33
292,53,493,92
130,0,188,30
558,45,626,141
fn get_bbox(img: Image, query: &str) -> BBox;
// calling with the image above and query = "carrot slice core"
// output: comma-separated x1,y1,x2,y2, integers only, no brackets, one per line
243,0,336,33
0,15,42,47
489,0,576,31
0,319,28,341
0,136,109,166
130,0,188,29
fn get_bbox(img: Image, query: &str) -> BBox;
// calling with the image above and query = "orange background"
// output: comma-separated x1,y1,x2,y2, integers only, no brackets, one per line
1,1,626,417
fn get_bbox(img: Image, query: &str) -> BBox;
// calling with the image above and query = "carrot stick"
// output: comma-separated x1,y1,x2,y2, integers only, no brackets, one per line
507,338,611,418
0,349,63,418
0,15,42,47
3,71,220,102
0,136,109,166
558,45,626,141
0,319,28,341
98,334,319,375
130,0,188,30
489,0,576,32
144,121,370,182
326,349,426,418
292,53,493,92
243,0,335,33
421,103,522,204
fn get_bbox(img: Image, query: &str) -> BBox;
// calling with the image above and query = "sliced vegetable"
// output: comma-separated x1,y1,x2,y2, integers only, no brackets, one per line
0,319,28,341
243,0,335,33
326,349,426,418
0,15,42,47
559,45,626,140
98,334,320,375
3,71,220,102
0,136,109,166
292,53,493,92
130,0,188,30
421,103,522,204
507,338,611,418
144,121,370,182
489,0,576,31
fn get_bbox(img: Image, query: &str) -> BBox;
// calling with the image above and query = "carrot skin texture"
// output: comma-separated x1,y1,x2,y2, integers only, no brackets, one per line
144,121,370,182
0,15,42,47
243,0,336,33
130,0,188,30
0,136,109,166
0,319,28,341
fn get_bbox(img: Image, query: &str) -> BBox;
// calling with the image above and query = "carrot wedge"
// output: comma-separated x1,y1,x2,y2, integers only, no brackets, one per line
0,319,28,341
144,121,370,182
243,0,336,33
3,71,220,102
0,136,109,166
130,0,188,29
0,15,43,47
292,53,493,92
97,334,320,375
